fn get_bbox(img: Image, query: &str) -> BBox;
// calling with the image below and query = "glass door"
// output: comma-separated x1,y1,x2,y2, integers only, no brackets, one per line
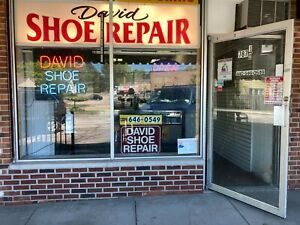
207,20,294,218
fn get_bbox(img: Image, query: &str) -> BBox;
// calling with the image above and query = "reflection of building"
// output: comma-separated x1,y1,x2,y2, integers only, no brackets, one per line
150,71,195,90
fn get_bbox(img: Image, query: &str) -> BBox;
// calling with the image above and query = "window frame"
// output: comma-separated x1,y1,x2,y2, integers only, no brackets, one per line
9,0,206,162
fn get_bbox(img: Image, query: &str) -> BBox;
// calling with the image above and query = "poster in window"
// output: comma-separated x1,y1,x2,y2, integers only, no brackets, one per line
264,76,283,105
121,126,161,154
217,58,232,81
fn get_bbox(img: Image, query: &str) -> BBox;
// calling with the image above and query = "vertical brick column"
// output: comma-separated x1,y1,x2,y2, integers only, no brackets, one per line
288,0,300,189
0,0,12,167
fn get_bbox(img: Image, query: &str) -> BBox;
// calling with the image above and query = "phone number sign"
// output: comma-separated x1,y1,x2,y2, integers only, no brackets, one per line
121,126,161,154
120,115,162,125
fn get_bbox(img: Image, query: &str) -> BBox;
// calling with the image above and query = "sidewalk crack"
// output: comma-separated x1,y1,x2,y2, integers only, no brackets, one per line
24,205,38,225
134,200,138,225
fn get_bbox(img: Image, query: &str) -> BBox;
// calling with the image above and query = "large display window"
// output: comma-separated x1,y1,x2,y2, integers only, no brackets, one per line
12,0,202,160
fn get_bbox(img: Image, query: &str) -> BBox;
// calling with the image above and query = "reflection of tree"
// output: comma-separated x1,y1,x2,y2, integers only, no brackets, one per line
100,63,132,90
79,63,101,93
190,74,196,85
17,61,45,86
131,70,150,83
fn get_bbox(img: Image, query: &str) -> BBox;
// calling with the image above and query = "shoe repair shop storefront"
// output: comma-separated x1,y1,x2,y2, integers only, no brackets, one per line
1,0,295,219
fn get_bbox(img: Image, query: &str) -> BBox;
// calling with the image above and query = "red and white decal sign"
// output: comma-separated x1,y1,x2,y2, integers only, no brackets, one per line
15,0,200,48
264,76,284,105
121,126,161,154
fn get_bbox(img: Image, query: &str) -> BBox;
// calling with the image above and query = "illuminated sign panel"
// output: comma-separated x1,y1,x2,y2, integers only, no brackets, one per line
116,0,198,4
15,0,200,48
38,55,87,95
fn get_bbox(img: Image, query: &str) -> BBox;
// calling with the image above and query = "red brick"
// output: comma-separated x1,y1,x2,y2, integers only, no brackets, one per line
55,189,69,194
72,168,87,173
120,167,135,171
3,180,19,185
88,188,102,193
13,185,29,190
31,174,46,179
159,181,173,186
181,185,195,190
88,168,103,172
96,183,110,188
31,185,46,190
128,182,142,187
31,195,47,201
64,194,79,199
103,188,118,192
48,184,62,189
166,186,180,190
64,173,79,178
47,174,63,179
112,172,127,176
38,179,53,184
13,175,29,180
150,187,164,191
56,169,71,173
128,172,142,176
21,180,36,185
96,193,111,198
105,167,119,172
48,195,63,200
0,175,11,180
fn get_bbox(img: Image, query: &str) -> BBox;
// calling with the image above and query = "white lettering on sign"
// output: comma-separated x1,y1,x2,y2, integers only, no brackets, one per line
126,127,156,136
15,1,200,48
121,126,161,154
237,45,253,60
236,69,266,77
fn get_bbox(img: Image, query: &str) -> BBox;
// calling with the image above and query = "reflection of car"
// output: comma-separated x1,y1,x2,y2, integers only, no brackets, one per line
140,85,196,139
114,85,197,153
140,85,196,111
90,94,103,101
114,88,138,110
138,90,152,103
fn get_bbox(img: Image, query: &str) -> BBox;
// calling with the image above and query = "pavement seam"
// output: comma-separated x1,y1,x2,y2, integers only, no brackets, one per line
226,198,251,225
24,205,38,225
134,200,138,225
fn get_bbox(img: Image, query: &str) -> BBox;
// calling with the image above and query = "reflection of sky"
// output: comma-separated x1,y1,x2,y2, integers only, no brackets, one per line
91,63,196,74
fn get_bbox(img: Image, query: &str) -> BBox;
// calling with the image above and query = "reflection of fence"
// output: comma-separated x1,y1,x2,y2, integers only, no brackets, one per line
237,95,272,111
19,88,55,158
217,93,273,111
19,88,74,158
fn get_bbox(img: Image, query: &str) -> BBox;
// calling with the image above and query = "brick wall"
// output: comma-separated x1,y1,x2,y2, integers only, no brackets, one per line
0,0,12,167
288,0,300,190
0,165,203,205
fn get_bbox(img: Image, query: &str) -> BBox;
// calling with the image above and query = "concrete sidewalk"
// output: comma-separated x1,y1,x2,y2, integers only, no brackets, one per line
1,191,299,225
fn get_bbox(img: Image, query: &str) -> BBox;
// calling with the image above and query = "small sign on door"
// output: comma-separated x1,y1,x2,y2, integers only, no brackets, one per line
264,76,283,105
217,58,232,81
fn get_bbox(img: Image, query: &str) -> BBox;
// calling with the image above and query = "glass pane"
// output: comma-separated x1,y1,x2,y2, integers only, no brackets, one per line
113,52,200,157
17,48,110,159
212,31,286,207
111,1,201,157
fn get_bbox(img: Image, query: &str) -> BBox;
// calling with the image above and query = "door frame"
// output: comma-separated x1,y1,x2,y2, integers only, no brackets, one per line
207,19,294,218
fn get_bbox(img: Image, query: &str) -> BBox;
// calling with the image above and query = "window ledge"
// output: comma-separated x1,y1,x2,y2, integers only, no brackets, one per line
9,156,205,170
